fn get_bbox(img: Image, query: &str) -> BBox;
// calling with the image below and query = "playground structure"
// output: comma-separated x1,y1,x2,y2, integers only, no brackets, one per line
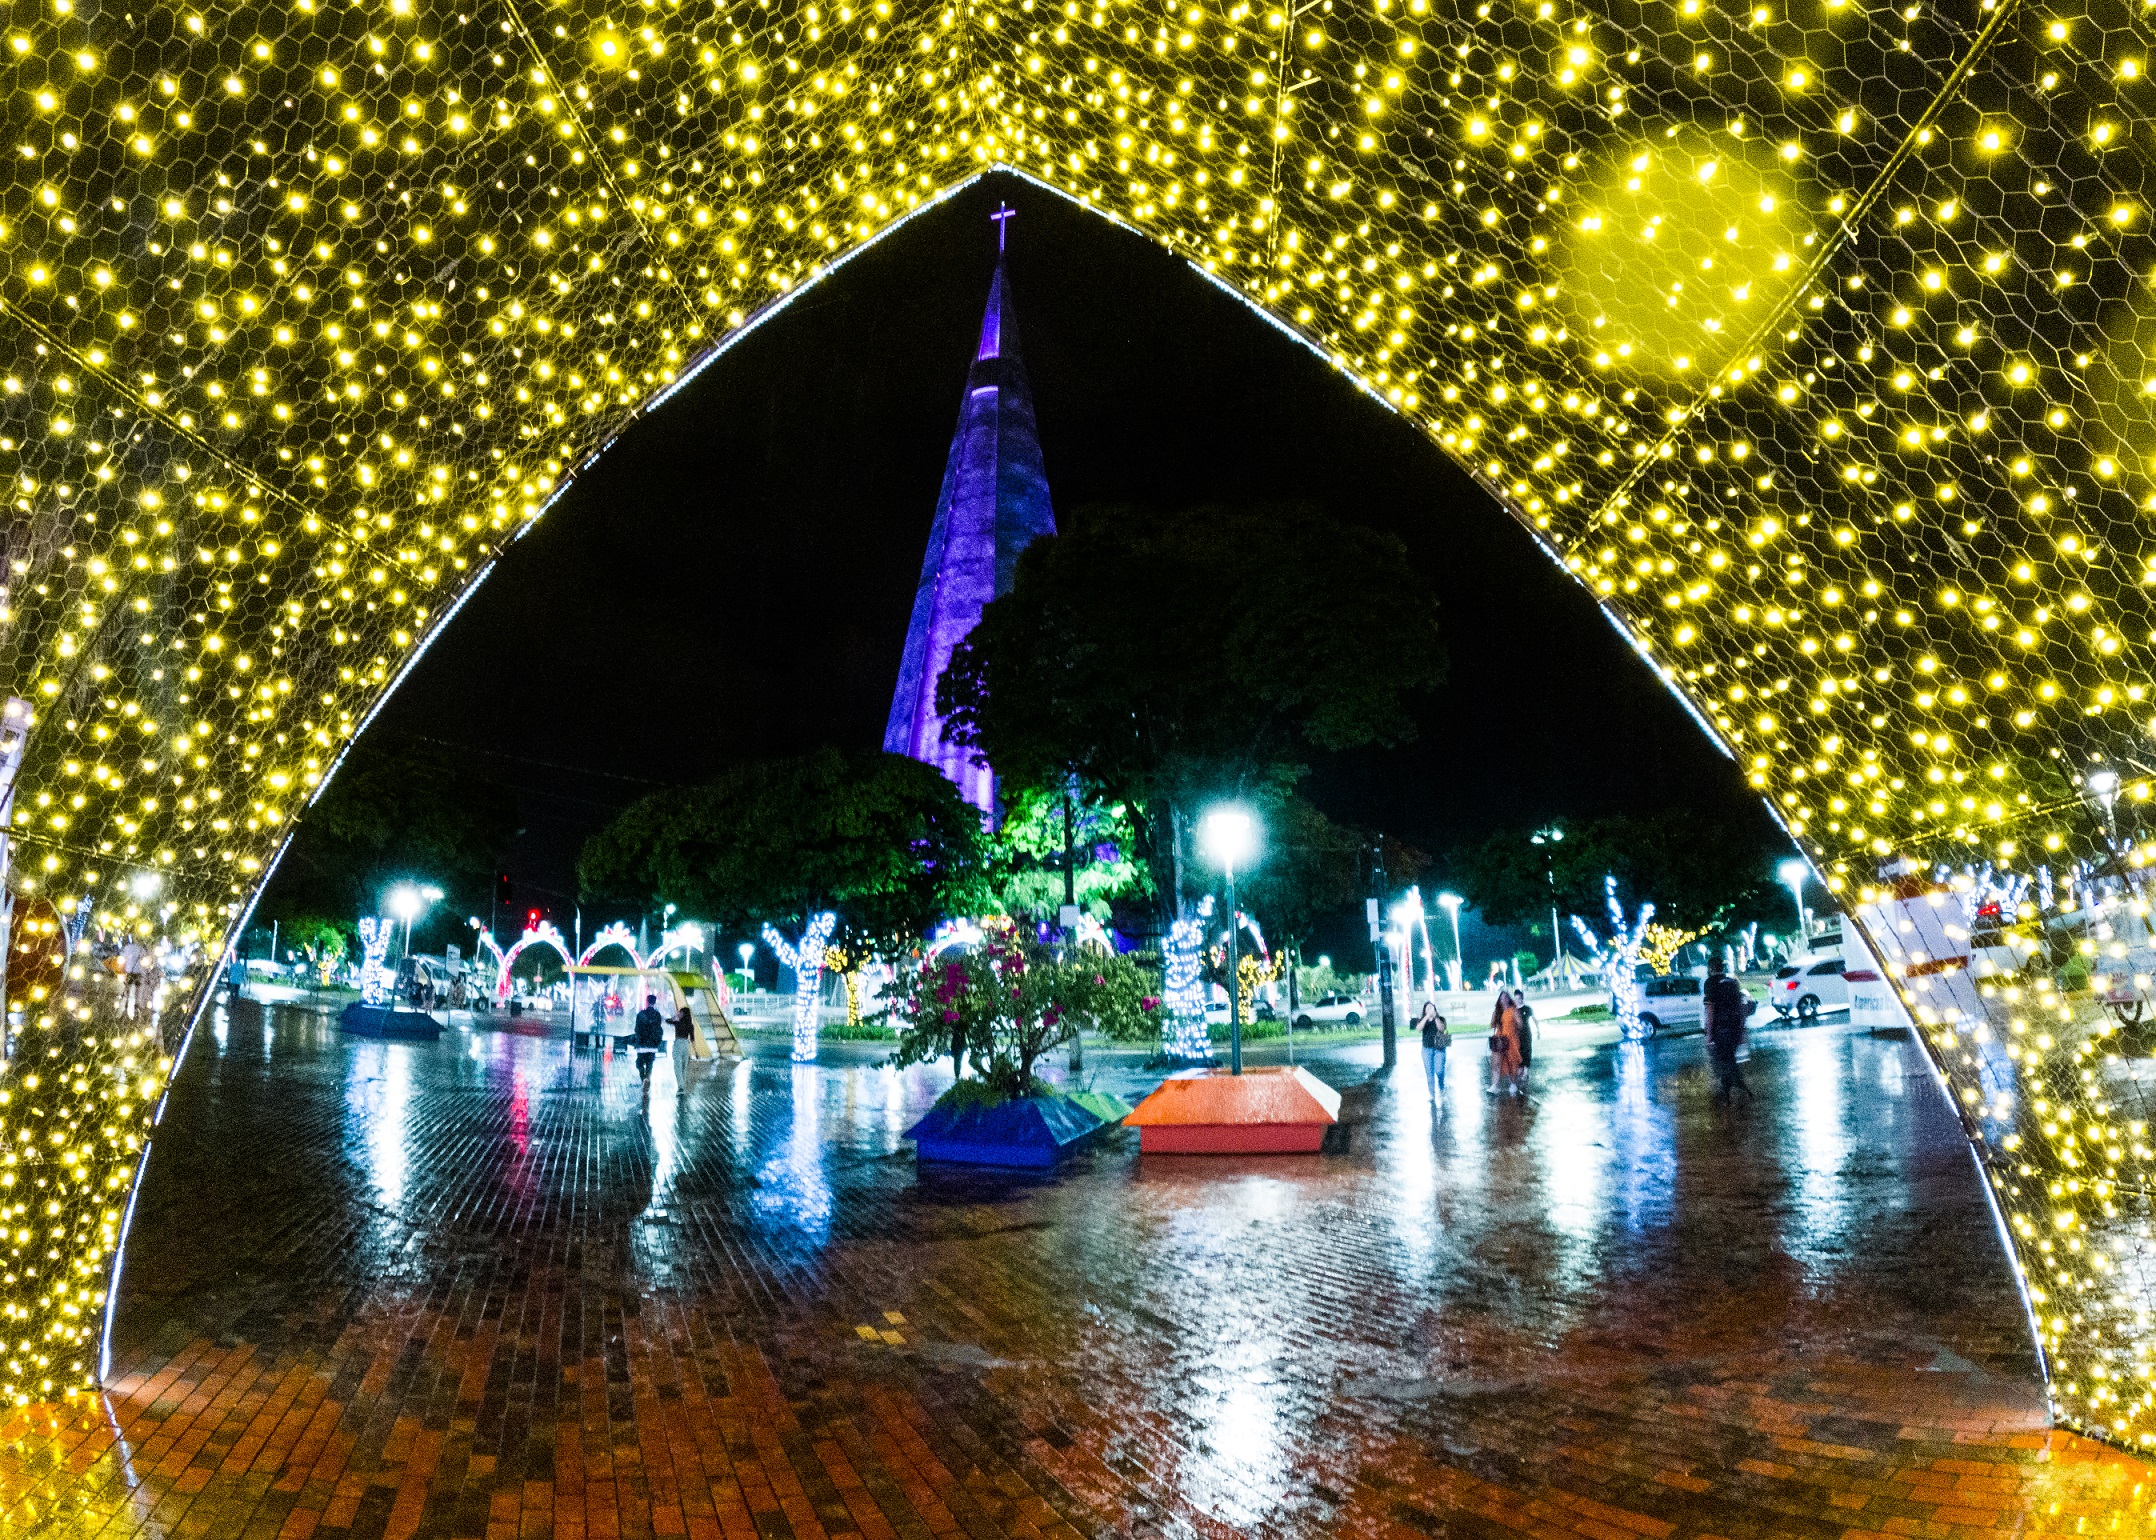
567,966,742,1061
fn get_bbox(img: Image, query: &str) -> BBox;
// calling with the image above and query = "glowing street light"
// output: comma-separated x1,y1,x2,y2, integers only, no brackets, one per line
1778,859,1811,949
386,882,444,959
1436,891,1465,991
1198,805,1261,1075
1531,826,1567,986
2090,767,2122,841
737,941,756,993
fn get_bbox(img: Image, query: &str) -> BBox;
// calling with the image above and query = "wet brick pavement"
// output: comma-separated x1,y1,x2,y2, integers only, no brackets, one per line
0,1001,2149,1537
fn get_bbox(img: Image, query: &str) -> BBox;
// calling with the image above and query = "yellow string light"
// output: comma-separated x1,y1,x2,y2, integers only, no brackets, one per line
1,0,2154,1443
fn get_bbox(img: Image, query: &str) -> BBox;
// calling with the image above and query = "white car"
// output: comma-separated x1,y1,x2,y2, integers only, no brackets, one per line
1772,953,1849,1021
1293,992,1365,1028
1629,974,1705,1038
1622,975,1764,1039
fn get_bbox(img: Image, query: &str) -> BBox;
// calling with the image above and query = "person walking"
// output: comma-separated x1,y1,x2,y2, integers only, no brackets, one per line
671,999,695,1090
1703,957,1753,1105
1514,994,1536,1094
632,992,666,1093
1487,989,1524,1095
1417,999,1450,1106
119,938,147,1020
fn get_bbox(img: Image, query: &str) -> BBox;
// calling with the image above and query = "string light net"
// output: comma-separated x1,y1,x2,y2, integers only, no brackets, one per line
3,0,2156,1443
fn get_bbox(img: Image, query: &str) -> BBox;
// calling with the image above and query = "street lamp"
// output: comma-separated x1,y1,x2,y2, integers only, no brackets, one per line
1530,827,1566,987
386,883,443,959
737,941,756,994
2090,767,2122,842
1436,892,1465,991
1778,859,1811,949
1198,805,1261,1075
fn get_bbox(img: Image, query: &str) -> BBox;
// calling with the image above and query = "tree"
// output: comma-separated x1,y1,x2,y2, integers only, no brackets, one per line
940,502,1444,931
1449,813,1780,936
578,748,989,961
254,733,520,946
988,783,1151,924
884,924,1161,1094
1236,793,1368,971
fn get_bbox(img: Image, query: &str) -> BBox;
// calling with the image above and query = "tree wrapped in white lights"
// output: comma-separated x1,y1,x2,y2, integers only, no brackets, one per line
1160,896,1214,1063
1571,877,1655,1042
356,918,396,1007
763,912,837,1064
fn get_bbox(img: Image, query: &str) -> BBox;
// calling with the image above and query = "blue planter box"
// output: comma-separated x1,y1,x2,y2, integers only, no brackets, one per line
906,1094,1108,1169
338,1003,445,1041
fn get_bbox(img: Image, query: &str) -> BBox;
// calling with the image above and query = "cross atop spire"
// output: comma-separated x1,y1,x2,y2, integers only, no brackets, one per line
990,201,1015,254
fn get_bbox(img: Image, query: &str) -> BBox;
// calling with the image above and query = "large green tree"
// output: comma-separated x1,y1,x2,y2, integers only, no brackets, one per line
988,783,1151,925
578,748,989,960
1449,813,1781,935
939,502,1444,929
253,732,520,953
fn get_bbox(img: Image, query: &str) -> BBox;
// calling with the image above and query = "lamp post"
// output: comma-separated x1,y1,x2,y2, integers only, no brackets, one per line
2090,767,2122,844
1198,806,1260,1076
386,884,443,959
1531,826,1566,987
1778,859,1811,949
737,941,755,994
1436,891,1464,992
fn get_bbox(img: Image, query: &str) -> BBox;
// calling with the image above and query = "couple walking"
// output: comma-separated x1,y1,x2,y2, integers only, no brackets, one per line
1411,989,1533,1106
630,993,697,1096
1487,988,1533,1096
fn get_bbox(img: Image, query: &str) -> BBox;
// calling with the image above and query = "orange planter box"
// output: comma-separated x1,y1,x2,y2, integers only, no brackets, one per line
1124,1066,1341,1154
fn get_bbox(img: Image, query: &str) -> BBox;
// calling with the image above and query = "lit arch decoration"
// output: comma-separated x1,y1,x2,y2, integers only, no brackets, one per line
490,921,573,999
575,920,641,968
1,0,2154,1445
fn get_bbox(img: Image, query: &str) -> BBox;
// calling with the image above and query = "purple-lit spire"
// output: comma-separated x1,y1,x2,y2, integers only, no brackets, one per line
883,214,1057,820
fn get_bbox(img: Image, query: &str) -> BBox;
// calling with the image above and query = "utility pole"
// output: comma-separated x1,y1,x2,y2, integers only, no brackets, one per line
1063,789,1082,1072
1370,836,1397,1070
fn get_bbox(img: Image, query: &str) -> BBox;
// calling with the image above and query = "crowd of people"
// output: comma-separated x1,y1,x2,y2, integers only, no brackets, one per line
1409,969,1755,1112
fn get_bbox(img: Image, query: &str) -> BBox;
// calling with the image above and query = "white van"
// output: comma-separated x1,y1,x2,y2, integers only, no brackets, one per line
1771,953,1849,1021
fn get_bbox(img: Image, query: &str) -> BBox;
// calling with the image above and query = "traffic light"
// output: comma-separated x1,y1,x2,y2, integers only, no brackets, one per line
496,872,512,906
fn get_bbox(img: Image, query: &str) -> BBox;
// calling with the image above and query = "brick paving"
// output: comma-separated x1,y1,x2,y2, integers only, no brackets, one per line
0,1003,2147,1537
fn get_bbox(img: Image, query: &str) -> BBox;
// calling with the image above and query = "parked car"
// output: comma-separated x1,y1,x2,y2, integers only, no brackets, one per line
1623,974,1763,1039
1294,992,1365,1029
1627,974,1705,1039
1772,953,1849,1021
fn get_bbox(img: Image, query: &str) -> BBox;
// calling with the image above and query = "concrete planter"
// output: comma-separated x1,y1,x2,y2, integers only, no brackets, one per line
907,1092,1122,1169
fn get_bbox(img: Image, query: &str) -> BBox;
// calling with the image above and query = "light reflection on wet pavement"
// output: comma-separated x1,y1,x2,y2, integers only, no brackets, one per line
5,1001,2152,1537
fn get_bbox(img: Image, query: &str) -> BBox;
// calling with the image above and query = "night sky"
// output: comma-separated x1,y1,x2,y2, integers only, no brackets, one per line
337,170,1787,928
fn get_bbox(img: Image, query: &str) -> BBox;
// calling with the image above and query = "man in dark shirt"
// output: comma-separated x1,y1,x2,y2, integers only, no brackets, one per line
632,993,666,1091
1703,957,1753,1105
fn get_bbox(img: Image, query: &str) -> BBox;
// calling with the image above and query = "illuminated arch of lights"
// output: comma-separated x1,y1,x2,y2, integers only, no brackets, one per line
490,920,574,997
0,0,2152,1446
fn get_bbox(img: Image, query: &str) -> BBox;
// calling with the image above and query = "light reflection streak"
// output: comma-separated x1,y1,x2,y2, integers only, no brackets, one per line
749,1062,832,1245
1533,1075,1611,1290
1183,1327,1289,1530
1786,1030,1854,1260
1608,1042,1675,1234
339,1043,414,1210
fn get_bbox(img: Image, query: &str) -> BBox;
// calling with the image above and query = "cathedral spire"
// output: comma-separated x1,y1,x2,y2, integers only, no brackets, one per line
883,213,1057,819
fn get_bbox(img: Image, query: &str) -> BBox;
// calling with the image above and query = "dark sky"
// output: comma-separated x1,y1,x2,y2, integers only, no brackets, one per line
327,170,1785,923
